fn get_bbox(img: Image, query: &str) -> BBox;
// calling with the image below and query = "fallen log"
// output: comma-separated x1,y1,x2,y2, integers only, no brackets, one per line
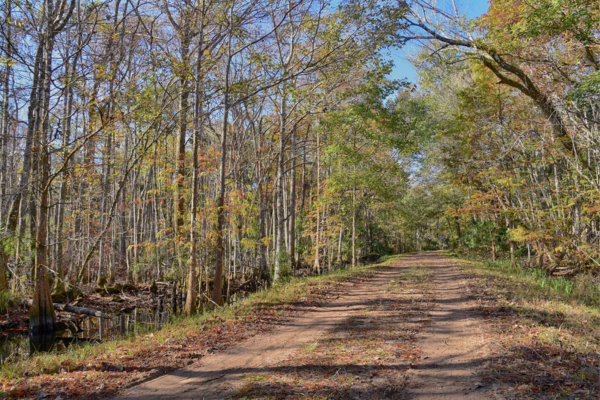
25,299,111,319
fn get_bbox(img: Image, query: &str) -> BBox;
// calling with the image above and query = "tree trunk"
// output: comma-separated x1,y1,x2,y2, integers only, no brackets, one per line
337,213,343,265
53,46,78,296
0,1,12,292
274,94,287,281
289,124,297,269
212,29,233,306
174,33,192,237
31,26,57,336
454,215,461,239
186,33,204,315
313,130,321,274
352,186,357,268
4,39,44,281
0,0,12,229
488,220,496,262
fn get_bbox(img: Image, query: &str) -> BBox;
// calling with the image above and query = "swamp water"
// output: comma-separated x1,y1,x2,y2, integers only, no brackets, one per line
0,306,173,365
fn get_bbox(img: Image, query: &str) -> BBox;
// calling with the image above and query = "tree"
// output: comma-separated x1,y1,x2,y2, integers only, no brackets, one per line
29,0,76,339
0,0,411,334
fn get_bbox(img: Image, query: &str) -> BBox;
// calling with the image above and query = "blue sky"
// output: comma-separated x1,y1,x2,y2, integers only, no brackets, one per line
388,0,490,83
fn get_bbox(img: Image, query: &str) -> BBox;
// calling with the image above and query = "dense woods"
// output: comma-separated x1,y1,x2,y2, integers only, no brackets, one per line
5,2,600,398
1,0,600,339
398,0,600,276
0,0,409,334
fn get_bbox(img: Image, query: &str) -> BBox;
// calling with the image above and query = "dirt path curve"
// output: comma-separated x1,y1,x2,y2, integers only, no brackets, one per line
112,252,495,399
406,253,496,399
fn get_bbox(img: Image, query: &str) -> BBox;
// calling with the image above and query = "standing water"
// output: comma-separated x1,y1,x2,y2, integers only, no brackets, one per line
1,305,173,364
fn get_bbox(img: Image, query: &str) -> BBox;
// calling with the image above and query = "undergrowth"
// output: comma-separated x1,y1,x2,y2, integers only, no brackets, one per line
456,256,600,399
477,258,600,308
0,291,19,314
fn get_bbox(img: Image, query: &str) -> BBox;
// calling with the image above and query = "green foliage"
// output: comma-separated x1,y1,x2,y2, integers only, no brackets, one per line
1,234,18,257
316,71,412,260
477,258,600,309
567,70,600,103
274,251,292,281
459,220,509,254
0,291,18,314
399,2,600,271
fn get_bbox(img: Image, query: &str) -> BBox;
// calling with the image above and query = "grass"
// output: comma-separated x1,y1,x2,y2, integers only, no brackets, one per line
398,265,431,284
0,255,405,395
474,258,600,308
242,374,267,382
455,256,600,398
303,341,319,353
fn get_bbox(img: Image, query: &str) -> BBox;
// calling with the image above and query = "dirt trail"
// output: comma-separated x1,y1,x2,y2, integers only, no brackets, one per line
112,252,496,399
406,254,497,399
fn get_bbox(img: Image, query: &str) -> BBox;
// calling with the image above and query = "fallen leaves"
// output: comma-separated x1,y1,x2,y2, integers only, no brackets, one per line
235,265,434,399
1,269,377,399
461,260,600,399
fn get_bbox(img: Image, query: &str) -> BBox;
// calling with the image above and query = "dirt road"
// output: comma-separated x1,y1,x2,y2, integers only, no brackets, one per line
112,252,496,399
406,255,495,399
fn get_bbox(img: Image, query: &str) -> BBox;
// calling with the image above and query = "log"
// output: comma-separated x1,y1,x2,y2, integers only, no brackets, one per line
26,299,111,319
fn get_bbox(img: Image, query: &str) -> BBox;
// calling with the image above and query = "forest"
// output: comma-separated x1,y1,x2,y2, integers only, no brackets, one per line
0,0,407,328
1,0,600,397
